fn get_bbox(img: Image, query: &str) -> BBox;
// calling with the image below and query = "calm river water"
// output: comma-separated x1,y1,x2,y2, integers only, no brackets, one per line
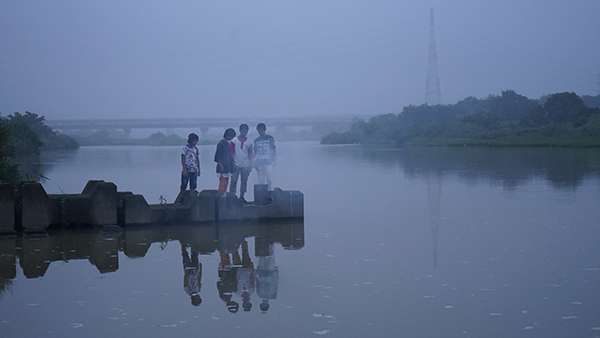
1,142,600,338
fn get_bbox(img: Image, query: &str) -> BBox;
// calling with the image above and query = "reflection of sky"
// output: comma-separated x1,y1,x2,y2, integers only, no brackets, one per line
9,143,600,337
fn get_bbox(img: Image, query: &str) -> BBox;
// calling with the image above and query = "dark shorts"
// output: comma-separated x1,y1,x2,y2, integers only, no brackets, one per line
181,171,198,190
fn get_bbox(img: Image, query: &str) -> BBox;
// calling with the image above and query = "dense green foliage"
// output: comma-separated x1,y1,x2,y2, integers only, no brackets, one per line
0,112,79,186
322,91,600,147
0,118,21,186
5,112,79,153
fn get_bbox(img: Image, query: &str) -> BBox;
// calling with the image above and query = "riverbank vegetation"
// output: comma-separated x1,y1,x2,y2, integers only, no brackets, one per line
74,129,190,146
0,112,78,185
7,112,79,153
321,91,600,147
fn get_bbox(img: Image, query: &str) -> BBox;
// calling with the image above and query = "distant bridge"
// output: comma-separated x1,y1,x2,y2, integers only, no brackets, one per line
46,116,360,137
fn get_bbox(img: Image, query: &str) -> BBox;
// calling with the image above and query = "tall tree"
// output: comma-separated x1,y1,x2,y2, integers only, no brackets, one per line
489,90,537,121
544,92,591,126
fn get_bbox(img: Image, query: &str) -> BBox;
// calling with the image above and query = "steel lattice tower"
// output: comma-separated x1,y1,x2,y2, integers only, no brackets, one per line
425,8,441,105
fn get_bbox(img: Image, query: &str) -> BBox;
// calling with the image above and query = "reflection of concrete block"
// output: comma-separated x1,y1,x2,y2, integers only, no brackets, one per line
277,221,305,250
0,237,16,279
122,228,162,258
89,232,120,273
19,182,50,233
20,234,52,278
171,226,217,255
0,183,16,235
255,236,271,256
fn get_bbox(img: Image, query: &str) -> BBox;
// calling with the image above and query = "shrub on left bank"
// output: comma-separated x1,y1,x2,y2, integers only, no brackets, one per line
5,112,79,153
0,111,79,186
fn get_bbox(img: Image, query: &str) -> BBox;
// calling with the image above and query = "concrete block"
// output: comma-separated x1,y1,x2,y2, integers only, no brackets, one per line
254,184,270,205
0,182,16,235
216,192,244,221
89,181,117,226
174,190,197,205
194,190,218,222
166,190,200,224
278,190,304,218
149,204,172,224
19,182,50,233
121,194,153,225
117,191,132,224
242,189,305,220
47,193,80,226
82,180,104,196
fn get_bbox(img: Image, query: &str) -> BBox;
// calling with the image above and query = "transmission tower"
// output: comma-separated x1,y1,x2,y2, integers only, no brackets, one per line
425,8,442,105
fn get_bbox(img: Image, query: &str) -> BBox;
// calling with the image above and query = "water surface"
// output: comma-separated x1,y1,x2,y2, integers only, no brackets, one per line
1,143,600,337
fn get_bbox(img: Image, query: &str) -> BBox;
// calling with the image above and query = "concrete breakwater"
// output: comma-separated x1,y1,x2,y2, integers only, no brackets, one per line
0,180,303,235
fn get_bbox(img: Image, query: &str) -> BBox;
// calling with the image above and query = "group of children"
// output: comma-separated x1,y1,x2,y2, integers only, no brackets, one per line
179,123,277,203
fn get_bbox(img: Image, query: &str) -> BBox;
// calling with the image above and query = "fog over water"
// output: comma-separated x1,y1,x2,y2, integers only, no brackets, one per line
1,143,600,337
1,1,599,120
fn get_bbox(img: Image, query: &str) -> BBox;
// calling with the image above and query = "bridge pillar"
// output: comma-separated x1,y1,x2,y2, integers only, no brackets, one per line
200,126,209,139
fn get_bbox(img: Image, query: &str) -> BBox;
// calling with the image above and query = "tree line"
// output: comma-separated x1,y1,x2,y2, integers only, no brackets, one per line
321,91,600,147
76,129,188,146
0,112,78,186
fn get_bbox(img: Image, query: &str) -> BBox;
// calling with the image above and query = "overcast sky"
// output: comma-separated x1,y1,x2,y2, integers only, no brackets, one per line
1,1,599,120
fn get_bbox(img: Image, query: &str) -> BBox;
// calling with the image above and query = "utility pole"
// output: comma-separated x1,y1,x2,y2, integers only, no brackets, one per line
425,8,442,105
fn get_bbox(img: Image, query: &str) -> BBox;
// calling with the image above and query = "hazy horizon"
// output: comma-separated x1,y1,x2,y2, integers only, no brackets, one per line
1,1,599,120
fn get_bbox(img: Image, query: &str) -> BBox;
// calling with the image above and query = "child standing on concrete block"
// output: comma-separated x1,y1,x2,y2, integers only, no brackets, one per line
179,133,201,201
229,123,253,203
215,128,236,193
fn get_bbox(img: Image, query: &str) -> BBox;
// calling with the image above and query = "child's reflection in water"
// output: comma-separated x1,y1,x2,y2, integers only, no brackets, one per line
180,241,202,306
217,239,257,312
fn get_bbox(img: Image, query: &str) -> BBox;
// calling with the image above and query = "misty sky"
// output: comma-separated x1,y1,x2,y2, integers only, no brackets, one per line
1,1,599,120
